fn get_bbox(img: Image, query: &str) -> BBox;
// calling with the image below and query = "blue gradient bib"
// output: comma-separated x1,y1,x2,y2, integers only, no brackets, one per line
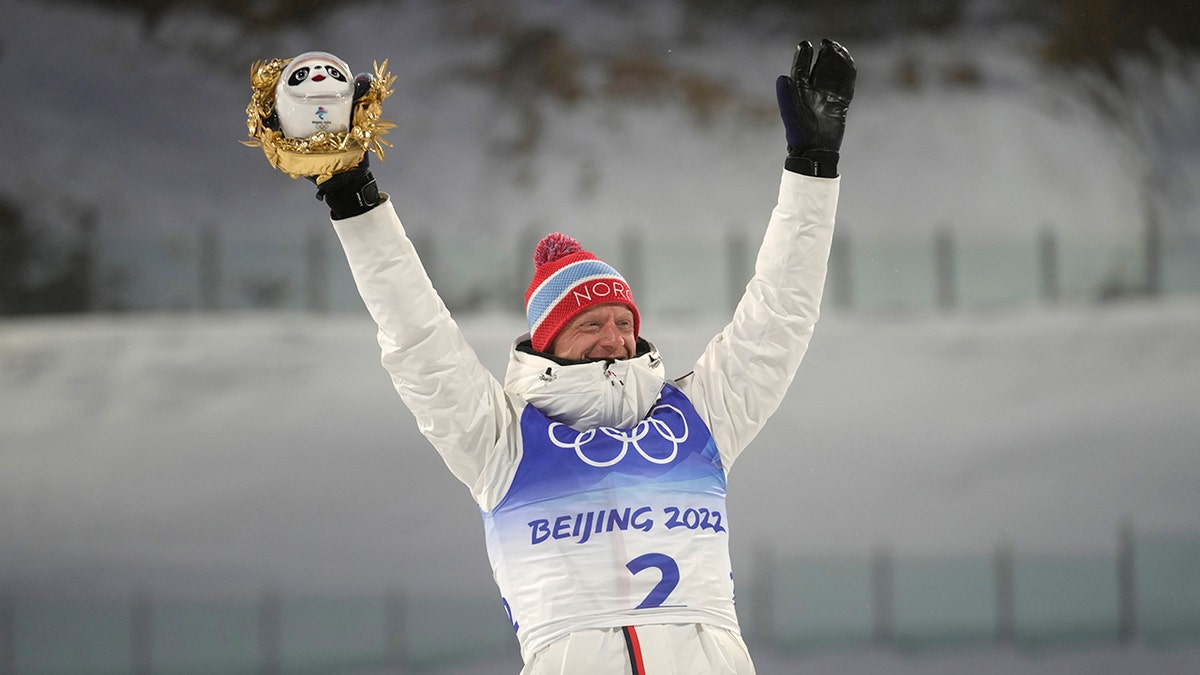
483,383,740,659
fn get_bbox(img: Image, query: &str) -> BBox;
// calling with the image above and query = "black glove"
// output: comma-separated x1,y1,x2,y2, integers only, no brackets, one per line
310,155,380,220
775,39,856,178
307,72,382,220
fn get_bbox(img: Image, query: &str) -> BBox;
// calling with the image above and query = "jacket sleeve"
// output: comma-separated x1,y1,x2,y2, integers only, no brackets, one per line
680,170,838,470
330,197,516,502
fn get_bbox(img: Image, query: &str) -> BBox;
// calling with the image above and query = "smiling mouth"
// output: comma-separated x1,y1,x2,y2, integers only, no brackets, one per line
312,75,326,82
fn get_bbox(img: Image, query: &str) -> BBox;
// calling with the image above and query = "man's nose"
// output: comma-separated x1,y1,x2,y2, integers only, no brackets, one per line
598,321,621,344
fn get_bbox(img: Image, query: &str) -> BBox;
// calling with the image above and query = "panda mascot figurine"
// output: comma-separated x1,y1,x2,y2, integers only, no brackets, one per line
244,51,395,186
273,51,356,137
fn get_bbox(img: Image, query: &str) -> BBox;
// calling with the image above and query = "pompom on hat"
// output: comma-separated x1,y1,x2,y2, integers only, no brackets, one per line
525,233,640,353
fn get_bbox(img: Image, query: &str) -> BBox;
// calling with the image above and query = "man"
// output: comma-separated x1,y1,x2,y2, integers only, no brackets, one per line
301,38,852,675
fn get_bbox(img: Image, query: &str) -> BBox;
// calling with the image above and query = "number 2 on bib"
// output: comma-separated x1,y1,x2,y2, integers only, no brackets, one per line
626,553,681,609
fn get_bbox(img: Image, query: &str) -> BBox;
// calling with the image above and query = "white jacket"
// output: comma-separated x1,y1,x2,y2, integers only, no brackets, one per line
331,169,839,672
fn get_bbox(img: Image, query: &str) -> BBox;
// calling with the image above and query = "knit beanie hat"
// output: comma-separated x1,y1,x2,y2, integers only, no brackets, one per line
525,233,640,353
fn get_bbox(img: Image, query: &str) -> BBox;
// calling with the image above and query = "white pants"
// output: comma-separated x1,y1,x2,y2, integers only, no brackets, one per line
520,623,756,675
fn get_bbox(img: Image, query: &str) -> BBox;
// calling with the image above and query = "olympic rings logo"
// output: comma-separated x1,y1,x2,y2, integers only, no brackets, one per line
548,404,690,468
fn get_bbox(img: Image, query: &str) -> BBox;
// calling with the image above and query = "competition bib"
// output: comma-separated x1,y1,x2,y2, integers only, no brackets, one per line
482,384,740,658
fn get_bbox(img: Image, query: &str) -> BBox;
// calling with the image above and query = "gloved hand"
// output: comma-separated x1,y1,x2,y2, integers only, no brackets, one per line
306,72,383,220
310,154,380,220
775,39,856,178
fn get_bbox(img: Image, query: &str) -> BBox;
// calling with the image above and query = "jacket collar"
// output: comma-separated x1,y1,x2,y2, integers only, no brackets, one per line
504,335,666,430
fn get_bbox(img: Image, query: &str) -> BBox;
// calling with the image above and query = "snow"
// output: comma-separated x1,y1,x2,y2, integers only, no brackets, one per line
3,0,1200,671
3,302,1200,673
5,302,1200,596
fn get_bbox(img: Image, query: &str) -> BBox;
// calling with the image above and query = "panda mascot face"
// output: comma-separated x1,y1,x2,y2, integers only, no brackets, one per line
274,52,355,138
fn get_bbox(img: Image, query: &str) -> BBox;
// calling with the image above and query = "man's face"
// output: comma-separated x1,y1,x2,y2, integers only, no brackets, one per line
550,303,636,362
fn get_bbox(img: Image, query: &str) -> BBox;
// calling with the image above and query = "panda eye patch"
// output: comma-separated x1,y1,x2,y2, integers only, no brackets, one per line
287,67,310,86
326,66,347,82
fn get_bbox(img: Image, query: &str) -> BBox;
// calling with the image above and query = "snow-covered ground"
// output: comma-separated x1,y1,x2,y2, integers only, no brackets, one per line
5,302,1200,598
3,301,1200,672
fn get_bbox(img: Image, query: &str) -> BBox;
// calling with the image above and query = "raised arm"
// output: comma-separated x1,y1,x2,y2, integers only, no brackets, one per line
681,39,856,470
244,52,514,501
329,190,513,499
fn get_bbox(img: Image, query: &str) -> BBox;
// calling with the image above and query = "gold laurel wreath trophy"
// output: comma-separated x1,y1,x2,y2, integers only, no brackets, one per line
243,51,396,184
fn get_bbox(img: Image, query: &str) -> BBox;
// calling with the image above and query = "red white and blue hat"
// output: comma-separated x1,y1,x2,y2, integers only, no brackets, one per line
525,233,640,353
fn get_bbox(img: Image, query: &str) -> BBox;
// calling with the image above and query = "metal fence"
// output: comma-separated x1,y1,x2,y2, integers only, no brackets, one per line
748,525,1200,654
3,526,1198,674
88,225,1200,316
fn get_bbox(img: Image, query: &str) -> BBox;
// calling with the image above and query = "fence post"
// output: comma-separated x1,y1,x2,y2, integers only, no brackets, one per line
1144,200,1162,296
386,591,406,670
1039,228,1059,304
0,592,14,675
1117,519,1137,643
620,228,644,307
871,546,895,648
80,207,100,312
199,224,221,311
260,590,282,675
828,228,853,311
751,543,774,648
515,226,541,307
934,228,956,311
994,542,1016,645
306,226,328,313
132,591,153,675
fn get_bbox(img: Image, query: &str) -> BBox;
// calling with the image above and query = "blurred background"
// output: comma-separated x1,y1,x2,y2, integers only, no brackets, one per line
1,0,1199,673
